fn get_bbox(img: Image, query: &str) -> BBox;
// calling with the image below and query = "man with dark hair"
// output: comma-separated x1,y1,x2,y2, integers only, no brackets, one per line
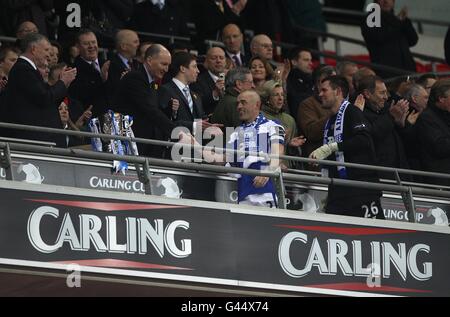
298,65,336,158
113,44,177,157
211,67,255,129
0,47,20,95
336,61,358,97
416,73,437,94
69,29,108,117
158,51,207,133
191,47,227,116
286,47,314,120
361,0,418,78
359,75,410,178
309,75,384,219
417,79,450,186
2,33,77,146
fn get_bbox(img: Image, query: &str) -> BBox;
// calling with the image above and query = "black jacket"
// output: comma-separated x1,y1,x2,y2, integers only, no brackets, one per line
324,104,381,205
361,10,418,78
286,68,314,121
112,67,176,157
69,56,108,117
158,80,205,133
191,0,244,54
363,103,409,179
191,71,218,116
129,0,189,38
2,58,66,147
105,53,139,104
417,104,450,186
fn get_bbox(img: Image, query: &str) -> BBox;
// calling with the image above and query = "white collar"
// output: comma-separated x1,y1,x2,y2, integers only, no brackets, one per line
118,53,130,67
208,70,219,82
19,56,37,70
81,57,99,66
172,77,189,92
143,64,154,85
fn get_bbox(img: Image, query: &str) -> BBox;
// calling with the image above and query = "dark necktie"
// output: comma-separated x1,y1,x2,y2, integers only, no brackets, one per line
232,54,241,67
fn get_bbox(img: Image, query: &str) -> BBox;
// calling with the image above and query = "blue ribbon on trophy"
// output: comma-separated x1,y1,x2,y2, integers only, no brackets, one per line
109,110,128,174
88,118,103,152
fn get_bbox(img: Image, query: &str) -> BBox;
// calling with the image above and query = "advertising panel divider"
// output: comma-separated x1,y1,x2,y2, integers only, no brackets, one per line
0,180,449,296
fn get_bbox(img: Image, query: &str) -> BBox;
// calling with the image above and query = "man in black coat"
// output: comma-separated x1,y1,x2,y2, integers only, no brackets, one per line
222,23,250,67
309,76,384,219
129,0,189,39
192,0,245,54
191,47,226,116
68,29,108,118
417,79,450,186
112,44,176,158
286,47,314,120
105,29,140,103
359,75,410,179
2,33,77,147
361,0,418,78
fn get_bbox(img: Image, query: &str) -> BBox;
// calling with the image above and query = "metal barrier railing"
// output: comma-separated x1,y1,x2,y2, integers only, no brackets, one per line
321,6,450,29
1,122,450,223
287,25,447,74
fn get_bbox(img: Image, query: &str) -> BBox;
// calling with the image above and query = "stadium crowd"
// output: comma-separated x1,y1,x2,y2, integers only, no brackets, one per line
0,0,449,214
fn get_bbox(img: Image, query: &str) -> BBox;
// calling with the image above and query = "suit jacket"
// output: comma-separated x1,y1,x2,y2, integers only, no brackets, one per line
3,58,67,147
159,80,205,133
112,67,176,157
129,0,189,37
192,0,244,53
105,53,139,104
191,71,218,116
69,56,108,117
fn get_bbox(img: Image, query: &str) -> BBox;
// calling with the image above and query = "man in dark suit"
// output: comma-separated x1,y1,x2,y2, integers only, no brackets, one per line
159,51,210,134
105,29,141,102
129,0,189,39
191,47,226,116
68,29,108,118
113,44,176,158
222,24,250,67
2,33,77,146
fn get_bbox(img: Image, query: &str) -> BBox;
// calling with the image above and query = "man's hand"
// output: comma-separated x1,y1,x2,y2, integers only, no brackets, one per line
354,94,366,112
309,142,338,162
253,176,269,188
75,105,93,129
398,6,408,21
213,79,225,98
101,60,111,82
389,99,409,127
407,109,420,126
60,67,77,87
171,98,180,112
289,136,306,148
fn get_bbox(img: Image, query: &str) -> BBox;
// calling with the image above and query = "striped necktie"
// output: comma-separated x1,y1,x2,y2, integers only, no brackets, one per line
183,86,193,113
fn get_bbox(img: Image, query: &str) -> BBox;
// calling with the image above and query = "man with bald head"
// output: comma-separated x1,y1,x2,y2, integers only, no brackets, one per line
250,34,274,61
114,44,176,157
106,29,141,98
222,24,249,67
227,90,285,207
191,47,226,115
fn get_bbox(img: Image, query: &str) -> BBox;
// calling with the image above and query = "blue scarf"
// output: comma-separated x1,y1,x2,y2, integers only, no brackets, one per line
322,100,350,179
